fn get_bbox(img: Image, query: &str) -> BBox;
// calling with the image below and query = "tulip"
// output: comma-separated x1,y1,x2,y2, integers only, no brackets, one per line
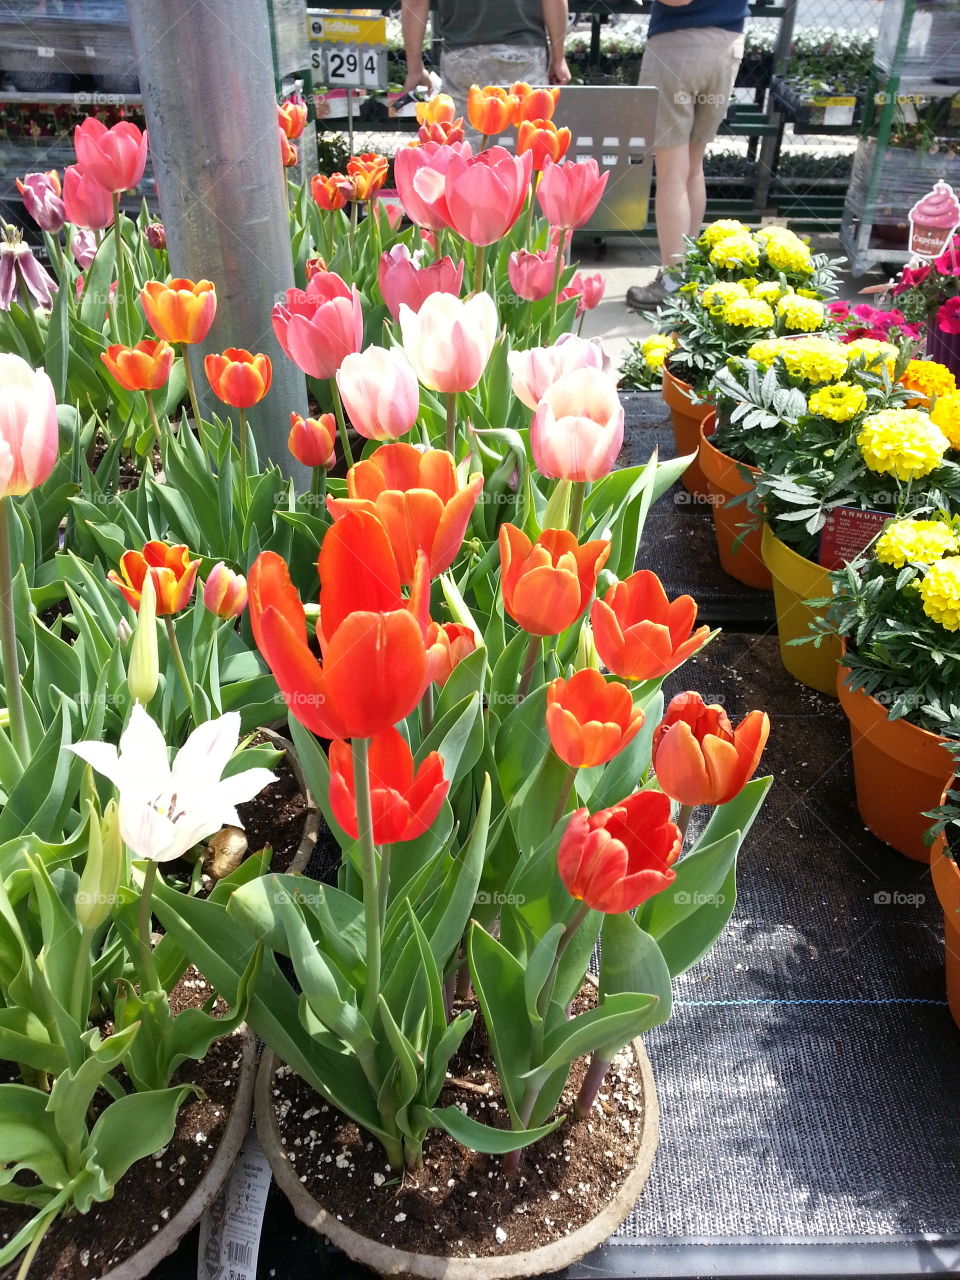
127,571,159,705
561,271,606,317
499,524,609,636
101,338,174,392
517,119,571,171
415,94,457,127
399,290,497,393
70,227,97,269
393,141,468,230
510,83,560,125
63,164,114,229
203,562,248,619
418,117,465,146
278,98,308,140
530,366,624,482
305,256,328,280
289,412,336,469
546,669,644,768
141,278,217,345
336,345,420,441
145,222,166,250
279,128,299,168
16,170,64,233
271,271,363,380
347,152,389,201
378,243,463,321
508,248,560,302
508,333,610,410
311,172,354,211
108,540,200,615
75,799,123,932
467,85,517,137
443,146,532,246
74,118,148,193
425,621,477,687
328,728,448,843
652,691,770,807
0,354,59,498
537,157,609,230
591,570,710,680
0,226,57,312
204,348,272,408
557,790,681,914
328,442,484,582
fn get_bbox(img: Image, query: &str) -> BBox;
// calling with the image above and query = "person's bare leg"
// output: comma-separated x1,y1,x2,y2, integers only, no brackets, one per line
652,143,693,271
686,141,707,242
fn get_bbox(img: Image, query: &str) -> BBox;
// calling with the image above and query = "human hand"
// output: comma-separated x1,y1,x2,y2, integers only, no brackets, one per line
549,55,572,85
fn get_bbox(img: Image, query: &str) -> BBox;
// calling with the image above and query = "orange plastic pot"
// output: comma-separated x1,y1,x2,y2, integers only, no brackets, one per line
930,828,960,1029
761,525,841,695
698,414,773,591
662,364,712,496
836,667,953,863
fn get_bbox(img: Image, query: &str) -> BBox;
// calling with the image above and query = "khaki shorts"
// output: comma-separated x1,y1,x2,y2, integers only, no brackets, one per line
441,44,548,124
639,27,744,149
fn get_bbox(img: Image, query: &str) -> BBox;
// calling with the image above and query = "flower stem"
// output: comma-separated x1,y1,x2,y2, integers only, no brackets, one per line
676,803,694,842
548,230,568,333
551,765,577,829
137,859,162,995
573,1050,611,1120
473,242,487,296
238,407,248,478
445,391,457,455
522,173,537,249
568,481,585,538
111,191,129,343
163,616,196,722
353,738,383,1027
378,843,391,923
144,390,162,452
517,632,541,701
421,681,435,738
309,464,326,509
181,351,210,461
0,498,29,765
330,378,354,468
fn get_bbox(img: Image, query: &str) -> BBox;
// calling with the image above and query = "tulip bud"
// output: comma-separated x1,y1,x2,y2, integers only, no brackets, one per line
76,799,123,932
145,222,166,250
116,617,133,644
127,571,159,705
575,621,602,672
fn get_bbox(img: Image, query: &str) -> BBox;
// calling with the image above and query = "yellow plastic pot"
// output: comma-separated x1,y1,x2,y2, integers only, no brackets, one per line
931,831,960,1029
760,524,841,695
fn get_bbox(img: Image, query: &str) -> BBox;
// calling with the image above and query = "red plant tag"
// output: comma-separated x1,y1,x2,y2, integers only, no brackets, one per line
818,506,890,569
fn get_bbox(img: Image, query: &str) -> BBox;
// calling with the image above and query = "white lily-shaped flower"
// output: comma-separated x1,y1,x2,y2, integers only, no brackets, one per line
69,705,277,863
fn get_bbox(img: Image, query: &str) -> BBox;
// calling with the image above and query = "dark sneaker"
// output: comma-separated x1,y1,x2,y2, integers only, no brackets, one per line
626,271,668,310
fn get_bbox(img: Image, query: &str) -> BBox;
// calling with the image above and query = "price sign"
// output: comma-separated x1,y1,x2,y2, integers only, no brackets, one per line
307,9,388,90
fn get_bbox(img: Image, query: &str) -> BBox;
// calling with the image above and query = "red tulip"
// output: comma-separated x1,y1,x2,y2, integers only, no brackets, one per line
516,119,571,171
546,669,644,768
311,172,354,211
347,152,389,201
444,147,532,246
591,571,710,680
73,118,148,192
288,412,336,469
377,244,463,321
108,541,200,615
417,117,465,146
425,621,477,687
562,270,606,317
328,728,448,843
272,271,363,380
16,171,64,233
530,366,624,482
0,355,59,499
62,164,114,230
203,562,248,619
652,691,770,806
101,339,174,392
394,141,466,231
204,348,272,408
537,157,609,230
508,248,560,302
558,790,681,913
499,524,609,637
145,222,166,250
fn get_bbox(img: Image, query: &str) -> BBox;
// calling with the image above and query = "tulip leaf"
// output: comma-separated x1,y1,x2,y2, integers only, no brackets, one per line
45,276,71,402
516,750,572,854
467,921,532,1124
656,861,739,977
419,691,482,786
424,1105,564,1155
493,684,550,815
0,1009,67,1077
0,1084,72,1188
523,922,565,1027
489,628,533,711
688,774,773,856
525,992,660,1082
88,1085,197,1192
599,913,673,1029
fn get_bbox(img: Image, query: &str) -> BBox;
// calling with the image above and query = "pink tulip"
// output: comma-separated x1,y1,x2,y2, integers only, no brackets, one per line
508,248,561,301
537,157,609,230
394,142,469,231
16,171,64,233
399,290,498,393
70,229,97,269
377,244,464,320
62,164,114,230
271,270,363,380
444,146,532,246
0,354,59,498
203,562,248,619
336,345,420,440
566,270,605,316
508,333,610,410
73,118,148,193
530,366,624,481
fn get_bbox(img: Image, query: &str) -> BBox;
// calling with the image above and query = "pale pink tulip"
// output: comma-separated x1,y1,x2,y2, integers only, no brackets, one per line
378,244,463,320
508,333,610,410
271,270,363,380
336,345,420,440
394,141,469,231
62,164,114,230
537,157,609,230
508,248,560,302
399,291,498,393
0,354,59,498
70,228,97,269
530,366,624,481
73,118,148,193
443,147,533,246
203,562,248,619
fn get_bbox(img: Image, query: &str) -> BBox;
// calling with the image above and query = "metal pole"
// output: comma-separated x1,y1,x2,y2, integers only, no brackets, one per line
127,0,308,484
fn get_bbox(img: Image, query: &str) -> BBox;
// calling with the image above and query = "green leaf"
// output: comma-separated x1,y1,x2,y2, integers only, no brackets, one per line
425,1105,564,1154
88,1086,196,1191
599,914,672,1033
522,922,565,1028
530,992,659,1079
0,1084,71,1188
467,923,531,1124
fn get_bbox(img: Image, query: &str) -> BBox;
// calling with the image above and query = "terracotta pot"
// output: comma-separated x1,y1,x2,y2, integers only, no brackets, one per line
836,668,952,864
257,727,319,874
931,828,960,1029
698,414,773,591
662,364,712,496
255,1036,660,1279
760,525,841,695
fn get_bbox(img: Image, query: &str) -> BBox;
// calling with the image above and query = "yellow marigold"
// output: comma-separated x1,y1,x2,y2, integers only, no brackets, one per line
845,338,899,371
777,337,850,384
709,233,760,270
875,518,960,569
857,408,950,481
756,224,804,243
641,333,676,356
931,389,960,449
919,556,960,630
764,238,814,274
777,293,826,332
746,338,791,366
751,280,786,302
721,297,775,328
699,219,748,247
900,359,958,402
807,381,868,422
739,277,760,293
701,281,749,312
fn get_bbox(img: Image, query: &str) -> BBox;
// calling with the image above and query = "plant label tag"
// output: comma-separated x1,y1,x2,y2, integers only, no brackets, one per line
907,181,960,259
818,506,889,569
197,1131,272,1280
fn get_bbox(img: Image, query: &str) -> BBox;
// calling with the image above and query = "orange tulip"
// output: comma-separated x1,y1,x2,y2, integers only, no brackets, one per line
517,119,571,171
288,412,336,469
467,85,517,136
346,152,389,201
278,99,308,140
417,117,465,146
328,728,448,843
204,348,272,408
100,338,174,392
499,524,609,637
327,443,484,584
279,128,299,168
108,541,200,615
590,570,710,680
557,790,681,914
141,278,217,345
426,621,477,687
510,83,560,125
415,94,456,126
546,669,645,768
652,691,770,807
311,172,354,211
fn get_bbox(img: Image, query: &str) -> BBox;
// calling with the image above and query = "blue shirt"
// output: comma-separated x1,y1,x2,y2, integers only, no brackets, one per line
647,0,749,38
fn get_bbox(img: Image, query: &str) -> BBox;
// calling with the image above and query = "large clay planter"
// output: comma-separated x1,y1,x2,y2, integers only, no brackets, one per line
836,669,952,864
662,364,712,496
698,414,773,591
761,525,841,695
255,1037,659,1279
931,829,960,1029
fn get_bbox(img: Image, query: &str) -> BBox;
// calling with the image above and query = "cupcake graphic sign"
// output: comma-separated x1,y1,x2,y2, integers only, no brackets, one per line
908,181,960,258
